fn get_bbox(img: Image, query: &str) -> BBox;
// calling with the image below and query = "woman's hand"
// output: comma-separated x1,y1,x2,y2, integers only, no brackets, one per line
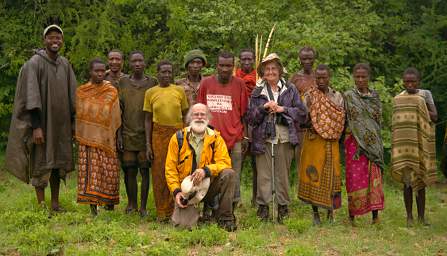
263,101,277,113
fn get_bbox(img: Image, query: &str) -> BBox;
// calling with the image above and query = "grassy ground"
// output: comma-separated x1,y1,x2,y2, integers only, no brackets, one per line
0,154,446,256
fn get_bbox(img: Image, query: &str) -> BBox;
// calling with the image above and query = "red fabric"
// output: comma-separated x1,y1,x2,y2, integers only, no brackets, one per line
197,76,248,149
235,68,257,96
345,134,384,216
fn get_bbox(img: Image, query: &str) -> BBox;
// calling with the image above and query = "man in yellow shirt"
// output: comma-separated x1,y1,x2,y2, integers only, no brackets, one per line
143,60,189,221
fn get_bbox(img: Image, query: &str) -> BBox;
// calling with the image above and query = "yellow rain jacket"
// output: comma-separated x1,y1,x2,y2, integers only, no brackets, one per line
165,126,232,194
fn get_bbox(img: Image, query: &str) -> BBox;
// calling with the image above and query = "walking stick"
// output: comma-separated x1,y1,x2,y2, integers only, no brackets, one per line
270,113,277,222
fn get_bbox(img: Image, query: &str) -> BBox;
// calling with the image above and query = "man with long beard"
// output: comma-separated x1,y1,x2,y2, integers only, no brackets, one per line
165,103,237,231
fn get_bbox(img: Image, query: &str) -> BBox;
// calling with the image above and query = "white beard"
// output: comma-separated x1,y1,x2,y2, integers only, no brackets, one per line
191,120,208,134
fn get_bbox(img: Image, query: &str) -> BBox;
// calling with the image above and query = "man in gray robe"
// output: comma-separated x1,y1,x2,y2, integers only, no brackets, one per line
5,24,77,211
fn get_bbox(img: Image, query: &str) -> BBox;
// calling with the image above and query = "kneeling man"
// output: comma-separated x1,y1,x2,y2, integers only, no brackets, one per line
165,103,237,231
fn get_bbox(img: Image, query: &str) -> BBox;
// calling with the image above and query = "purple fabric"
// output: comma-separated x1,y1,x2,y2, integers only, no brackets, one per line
247,80,307,154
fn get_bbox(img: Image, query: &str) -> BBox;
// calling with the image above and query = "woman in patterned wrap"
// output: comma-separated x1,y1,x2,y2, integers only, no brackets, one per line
298,64,345,225
76,58,121,215
344,63,384,226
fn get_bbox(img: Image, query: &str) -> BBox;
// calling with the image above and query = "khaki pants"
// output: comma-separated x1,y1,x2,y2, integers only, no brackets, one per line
172,169,236,228
256,142,294,206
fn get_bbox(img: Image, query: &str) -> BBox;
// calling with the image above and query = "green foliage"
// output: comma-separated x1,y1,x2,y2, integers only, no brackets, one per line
0,0,446,152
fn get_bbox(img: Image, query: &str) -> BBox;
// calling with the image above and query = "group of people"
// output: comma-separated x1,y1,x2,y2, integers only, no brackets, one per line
5,25,438,232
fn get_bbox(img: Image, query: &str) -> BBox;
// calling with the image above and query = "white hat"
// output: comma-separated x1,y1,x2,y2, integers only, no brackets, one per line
180,175,210,205
43,24,63,38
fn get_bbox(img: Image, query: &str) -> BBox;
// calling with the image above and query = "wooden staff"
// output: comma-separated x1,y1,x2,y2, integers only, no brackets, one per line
263,23,276,59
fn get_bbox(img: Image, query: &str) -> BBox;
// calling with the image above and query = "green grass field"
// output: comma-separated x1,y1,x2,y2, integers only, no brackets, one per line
0,154,446,256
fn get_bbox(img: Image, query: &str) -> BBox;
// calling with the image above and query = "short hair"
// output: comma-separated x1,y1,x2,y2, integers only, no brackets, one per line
239,48,255,57
353,63,370,74
108,49,123,58
403,67,421,80
129,50,144,60
217,51,234,62
186,103,213,124
316,64,331,75
157,60,173,71
89,57,105,71
258,59,284,78
299,46,316,56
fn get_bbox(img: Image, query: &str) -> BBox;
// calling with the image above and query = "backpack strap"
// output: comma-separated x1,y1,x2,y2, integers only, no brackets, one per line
176,130,184,162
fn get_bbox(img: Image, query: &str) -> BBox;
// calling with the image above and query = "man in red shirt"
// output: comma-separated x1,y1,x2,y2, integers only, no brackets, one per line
235,48,257,95
235,48,258,206
198,51,248,211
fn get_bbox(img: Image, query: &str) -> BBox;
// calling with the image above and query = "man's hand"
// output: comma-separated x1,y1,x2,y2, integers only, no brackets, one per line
146,144,153,160
32,128,45,144
191,168,206,185
175,191,187,208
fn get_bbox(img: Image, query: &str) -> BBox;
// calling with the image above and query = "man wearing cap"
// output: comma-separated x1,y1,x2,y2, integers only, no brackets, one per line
165,103,237,231
105,49,126,88
176,49,207,106
197,51,248,210
5,24,77,211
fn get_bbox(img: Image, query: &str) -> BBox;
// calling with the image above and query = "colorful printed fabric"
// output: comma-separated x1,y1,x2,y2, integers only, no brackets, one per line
77,144,120,205
308,87,345,140
344,89,384,168
298,129,342,210
152,123,182,219
76,81,121,154
76,81,121,206
345,134,384,216
391,94,437,191
289,70,316,97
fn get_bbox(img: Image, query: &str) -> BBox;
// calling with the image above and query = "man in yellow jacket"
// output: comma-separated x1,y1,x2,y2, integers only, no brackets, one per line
165,103,237,231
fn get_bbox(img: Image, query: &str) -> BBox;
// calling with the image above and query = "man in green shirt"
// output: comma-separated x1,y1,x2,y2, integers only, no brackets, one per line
118,51,156,216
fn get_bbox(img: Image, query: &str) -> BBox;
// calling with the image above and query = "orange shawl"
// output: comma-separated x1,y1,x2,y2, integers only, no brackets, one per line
76,81,121,154
309,87,345,140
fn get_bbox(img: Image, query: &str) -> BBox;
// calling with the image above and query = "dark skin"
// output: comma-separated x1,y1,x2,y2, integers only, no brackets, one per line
402,72,436,226
217,57,234,84
403,73,437,122
216,56,249,153
87,62,107,214
129,53,146,81
315,69,330,93
34,30,64,211
350,67,380,225
119,53,152,216
299,49,315,75
187,58,204,82
145,64,188,160
107,51,123,76
239,51,255,74
353,68,369,94
90,63,106,84
32,30,64,145
311,68,335,224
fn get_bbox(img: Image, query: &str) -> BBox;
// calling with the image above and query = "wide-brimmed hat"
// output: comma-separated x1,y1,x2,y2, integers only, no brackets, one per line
43,24,63,38
183,49,207,68
180,175,210,205
257,53,284,77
